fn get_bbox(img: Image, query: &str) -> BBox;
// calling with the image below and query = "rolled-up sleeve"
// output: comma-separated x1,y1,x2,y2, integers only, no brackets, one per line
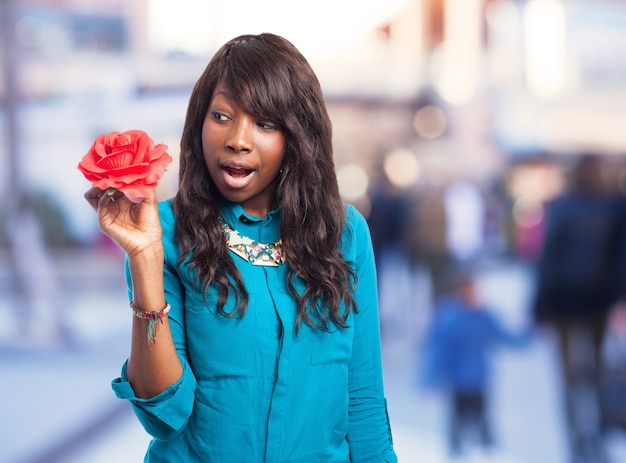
345,206,397,462
111,359,197,440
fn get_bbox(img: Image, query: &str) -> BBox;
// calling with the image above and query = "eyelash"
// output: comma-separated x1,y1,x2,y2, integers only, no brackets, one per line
211,111,277,131
258,122,277,131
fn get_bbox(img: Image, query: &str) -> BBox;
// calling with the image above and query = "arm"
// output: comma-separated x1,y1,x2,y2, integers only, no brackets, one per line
85,188,183,397
485,310,532,349
344,207,397,463
126,248,183,397
114,249,196,440
419,305,450,390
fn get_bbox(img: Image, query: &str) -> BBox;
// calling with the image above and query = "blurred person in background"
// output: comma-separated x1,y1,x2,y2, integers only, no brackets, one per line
367,170,412,273
532,154,621,463
83,33,397,462
367,170,414,333
598,302,626,435
442,179,486,268
405,184,451,304
599,157,626,441
5,194,69,346
419,265,531,461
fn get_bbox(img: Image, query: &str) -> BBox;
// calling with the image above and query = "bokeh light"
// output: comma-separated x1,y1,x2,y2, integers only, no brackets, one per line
337,163,370,201
383,148,420,188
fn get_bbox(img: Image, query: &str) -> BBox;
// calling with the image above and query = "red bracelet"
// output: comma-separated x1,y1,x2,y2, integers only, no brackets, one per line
130,301,170,344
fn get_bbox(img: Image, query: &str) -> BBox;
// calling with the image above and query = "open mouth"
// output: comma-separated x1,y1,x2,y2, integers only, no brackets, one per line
225,166,253,178
222,165,256,189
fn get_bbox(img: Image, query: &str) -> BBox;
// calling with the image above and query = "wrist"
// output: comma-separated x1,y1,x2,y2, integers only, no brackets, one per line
128,244,165,296
128,243,164,264
131,301,170,344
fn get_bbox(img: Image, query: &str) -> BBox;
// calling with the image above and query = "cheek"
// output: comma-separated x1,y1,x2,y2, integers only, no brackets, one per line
272,145,286,167
201,121,212,152
263,135,286,169
201,125,219,163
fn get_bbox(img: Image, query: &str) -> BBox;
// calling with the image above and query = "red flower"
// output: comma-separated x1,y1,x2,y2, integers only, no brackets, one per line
77,130,173,202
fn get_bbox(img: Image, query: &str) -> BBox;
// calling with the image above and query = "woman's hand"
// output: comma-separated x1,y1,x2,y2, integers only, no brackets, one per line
84,187,163,259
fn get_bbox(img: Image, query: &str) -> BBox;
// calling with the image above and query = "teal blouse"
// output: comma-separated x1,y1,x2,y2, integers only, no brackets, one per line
112,199,397,463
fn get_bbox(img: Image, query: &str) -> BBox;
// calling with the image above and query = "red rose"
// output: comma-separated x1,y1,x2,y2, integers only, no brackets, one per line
77,130,173,202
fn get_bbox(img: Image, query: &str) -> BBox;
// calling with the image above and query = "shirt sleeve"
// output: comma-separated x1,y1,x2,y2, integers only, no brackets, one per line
111,357,196,441
344,206,398,462
418,304,450,390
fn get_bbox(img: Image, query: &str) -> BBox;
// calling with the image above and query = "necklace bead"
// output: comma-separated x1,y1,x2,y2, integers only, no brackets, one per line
220,216,285,266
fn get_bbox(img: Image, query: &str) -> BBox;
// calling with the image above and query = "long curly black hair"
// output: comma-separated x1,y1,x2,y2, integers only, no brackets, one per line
172,33,356,331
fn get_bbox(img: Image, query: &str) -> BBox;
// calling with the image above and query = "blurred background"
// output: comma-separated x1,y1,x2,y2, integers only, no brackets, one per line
2,0,626,462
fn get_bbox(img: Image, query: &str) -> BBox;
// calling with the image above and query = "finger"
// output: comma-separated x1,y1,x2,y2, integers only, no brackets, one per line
98,190,132,211
137,188,158,205
84,187,104,211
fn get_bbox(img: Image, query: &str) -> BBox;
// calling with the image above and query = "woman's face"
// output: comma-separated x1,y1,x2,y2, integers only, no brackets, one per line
202,84,285,218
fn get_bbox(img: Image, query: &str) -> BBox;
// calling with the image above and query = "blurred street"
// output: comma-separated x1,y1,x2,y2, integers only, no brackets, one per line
2,249,626,463
2,1,626,462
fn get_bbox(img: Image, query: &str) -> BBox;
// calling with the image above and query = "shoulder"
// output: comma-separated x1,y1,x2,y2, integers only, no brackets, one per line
344,203,370,237
158,198,176,231
341,204,373,261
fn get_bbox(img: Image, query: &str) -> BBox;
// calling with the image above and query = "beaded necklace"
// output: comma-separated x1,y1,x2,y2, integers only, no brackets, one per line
219,217,285,266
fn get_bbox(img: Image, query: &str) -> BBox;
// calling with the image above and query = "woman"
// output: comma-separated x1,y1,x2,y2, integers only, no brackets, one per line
85,33,397,462
533,154,619,462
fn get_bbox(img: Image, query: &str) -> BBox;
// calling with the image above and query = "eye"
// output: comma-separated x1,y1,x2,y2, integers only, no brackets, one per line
257,121,278,131
212,111,229,122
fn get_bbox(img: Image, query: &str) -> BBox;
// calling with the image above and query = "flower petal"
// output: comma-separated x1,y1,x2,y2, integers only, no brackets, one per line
78,129,173,196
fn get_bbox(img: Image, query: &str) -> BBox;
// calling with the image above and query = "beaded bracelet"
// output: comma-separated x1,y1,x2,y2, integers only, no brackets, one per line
130,301,171,344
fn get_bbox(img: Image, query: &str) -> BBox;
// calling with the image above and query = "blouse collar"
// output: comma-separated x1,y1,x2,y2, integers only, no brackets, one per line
219,199,282,242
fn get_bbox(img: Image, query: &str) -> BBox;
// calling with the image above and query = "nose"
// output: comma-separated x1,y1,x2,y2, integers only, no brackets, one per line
226,117,253,153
